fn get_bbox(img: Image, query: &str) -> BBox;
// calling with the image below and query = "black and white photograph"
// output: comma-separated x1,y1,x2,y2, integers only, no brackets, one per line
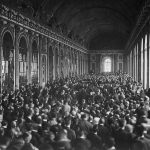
0,0,150,150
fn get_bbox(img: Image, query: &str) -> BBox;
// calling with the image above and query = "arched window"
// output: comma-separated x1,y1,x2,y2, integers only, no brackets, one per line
104,58,111,72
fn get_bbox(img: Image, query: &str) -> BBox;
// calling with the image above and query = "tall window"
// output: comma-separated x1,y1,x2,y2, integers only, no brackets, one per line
104,58,111,72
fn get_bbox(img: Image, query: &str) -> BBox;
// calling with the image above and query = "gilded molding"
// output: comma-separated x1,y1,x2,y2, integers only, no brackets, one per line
89,50,125,54
0,4,87,53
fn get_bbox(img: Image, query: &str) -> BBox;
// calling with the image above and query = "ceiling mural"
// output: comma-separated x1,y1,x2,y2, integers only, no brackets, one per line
1,0,146,50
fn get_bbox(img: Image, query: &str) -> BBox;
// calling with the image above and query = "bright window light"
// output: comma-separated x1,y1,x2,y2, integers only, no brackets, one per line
104,58,111,72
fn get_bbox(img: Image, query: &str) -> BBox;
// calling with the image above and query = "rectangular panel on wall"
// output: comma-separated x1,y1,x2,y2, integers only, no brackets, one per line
96,55,100,73
114,54,118,72
123,55,125,72
92,63,96,73
91,55,96,61
118,54,123,61
119,63,123,71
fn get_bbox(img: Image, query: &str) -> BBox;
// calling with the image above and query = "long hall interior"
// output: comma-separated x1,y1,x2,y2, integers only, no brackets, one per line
0,0,150,150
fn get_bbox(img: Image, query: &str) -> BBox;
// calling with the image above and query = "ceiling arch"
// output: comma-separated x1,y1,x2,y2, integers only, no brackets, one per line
42,0,144,50
54,0,137,23
67,7,132,29
59,6,132,28
2,0,145,50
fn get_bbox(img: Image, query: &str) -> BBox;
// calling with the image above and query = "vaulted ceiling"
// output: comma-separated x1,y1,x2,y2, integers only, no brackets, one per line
2,0,146,50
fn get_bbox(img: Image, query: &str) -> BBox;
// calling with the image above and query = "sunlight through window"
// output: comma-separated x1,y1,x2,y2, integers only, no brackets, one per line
104,58,111,72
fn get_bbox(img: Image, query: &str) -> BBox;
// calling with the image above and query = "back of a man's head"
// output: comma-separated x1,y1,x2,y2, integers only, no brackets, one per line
92,124,99,133
81,114,87,120
135,125,145,137
57,129,68,140
64,116,72,126
76,128,87,138
22,132,32,143
105,137,115,148
119,118,126,128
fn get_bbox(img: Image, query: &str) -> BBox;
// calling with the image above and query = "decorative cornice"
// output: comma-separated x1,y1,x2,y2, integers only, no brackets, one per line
125,1,150,51
0,4,88,53
89,50,125,54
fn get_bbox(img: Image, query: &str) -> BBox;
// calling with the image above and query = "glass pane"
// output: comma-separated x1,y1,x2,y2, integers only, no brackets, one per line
104,58,111,72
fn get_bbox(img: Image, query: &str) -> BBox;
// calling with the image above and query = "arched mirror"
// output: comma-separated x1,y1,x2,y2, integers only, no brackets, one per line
2,32,14,92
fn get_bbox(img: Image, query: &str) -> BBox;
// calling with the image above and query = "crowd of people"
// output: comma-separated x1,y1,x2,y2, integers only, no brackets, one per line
0,72,150,150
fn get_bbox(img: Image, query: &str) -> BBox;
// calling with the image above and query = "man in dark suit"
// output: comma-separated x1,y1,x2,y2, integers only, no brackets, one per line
132,125,150,150
63,116,76,141
53,130,72,150
87,124,102,150
98,117,110,144
78,114,93,134
114,118,134,150
72,129,91,150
